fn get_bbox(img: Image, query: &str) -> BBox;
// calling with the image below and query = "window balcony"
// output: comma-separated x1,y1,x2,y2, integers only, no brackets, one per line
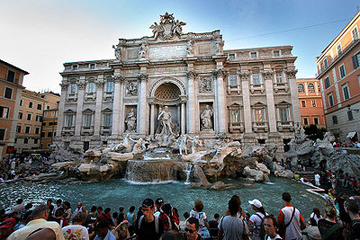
274,82,289,93
103,92,114,101
277,121,294,132
85,92,96,101
67,93,78,102
101,126,112,135
62,126,75,136
250,83,265,94
252,121,268,132
229,122,244,133
81,126,94,135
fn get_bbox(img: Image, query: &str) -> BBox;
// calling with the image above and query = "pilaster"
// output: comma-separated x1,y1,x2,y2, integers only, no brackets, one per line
94,75,104,136
286,70,301,125
75,76,86,136
263,71,277,133
240,72,253,133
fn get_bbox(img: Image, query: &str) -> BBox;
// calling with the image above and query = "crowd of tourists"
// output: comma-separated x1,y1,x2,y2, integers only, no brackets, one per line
1,189,360,240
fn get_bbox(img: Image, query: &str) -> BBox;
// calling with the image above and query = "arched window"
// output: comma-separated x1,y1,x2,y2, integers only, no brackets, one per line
298,84,304,93
308,83,315,92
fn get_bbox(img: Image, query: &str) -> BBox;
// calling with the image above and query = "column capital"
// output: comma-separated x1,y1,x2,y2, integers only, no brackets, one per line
239,72,250,81
114,75,125,83
96,81,104,87
187,70,197,79
262,71,274,80
285,69,297,79
78,81,86,90
213,68,227,79
138,73,148,82
60,82,69,91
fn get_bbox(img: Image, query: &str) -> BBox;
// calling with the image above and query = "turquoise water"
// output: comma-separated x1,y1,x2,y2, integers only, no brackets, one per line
0,177,324,220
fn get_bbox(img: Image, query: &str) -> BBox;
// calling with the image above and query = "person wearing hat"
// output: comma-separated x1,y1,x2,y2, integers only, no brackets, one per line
0,217,16,240
247,199,267,240
136,198,164,240
154,198,165,217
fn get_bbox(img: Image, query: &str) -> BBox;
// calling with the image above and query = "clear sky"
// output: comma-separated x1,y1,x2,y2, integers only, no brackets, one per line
1,0,360,93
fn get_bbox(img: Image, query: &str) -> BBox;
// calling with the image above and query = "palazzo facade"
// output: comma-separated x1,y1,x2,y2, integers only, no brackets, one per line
55,13,300,153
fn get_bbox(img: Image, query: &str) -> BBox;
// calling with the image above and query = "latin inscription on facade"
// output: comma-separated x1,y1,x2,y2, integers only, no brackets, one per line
149,45,186,59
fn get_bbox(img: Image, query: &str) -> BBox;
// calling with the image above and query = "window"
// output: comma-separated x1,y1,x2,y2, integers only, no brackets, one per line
90,63,95,69
35,127,40,134
301,101,306,108
34,139,38,144
339,65,346,78
0,129,6,140
51,111,55,117
230,109,241,123
107,82,114,92
279,108,289,121
85,114,92,127
24,138,28,144
42,122,46,126
273,50,280,57
229,54,235,60
328,93,334,107
73,65,78,70
37,104,42,110
88,82,95,93
254,109,265,122
353,27,359,40
324,77,331,89
70,83,77,94
25,126,30,133
20,100,22,106
0,106,9,119
18,112,23,119
36,115,42,122
47,132,53,137
104,114,112,126
27,113,32,121
54,131,56,137
29,102,33,108
47,106,50,110
308,83,315,93
250,52,258,58
41,132,45,137
324,59,328,69
44,112,48,117
298,84,304,93
314,118,319,125
342,84,350,100
252,73,260,85
304,118,308,125
16,126,21,133
66,115,73,127
337,44,343,55
6,70,15,82
348,111,354,120
311,100,316,107
276,71,284,83
332,115,338,124
4,87,13,99
229,74,237,86
353,52,360,69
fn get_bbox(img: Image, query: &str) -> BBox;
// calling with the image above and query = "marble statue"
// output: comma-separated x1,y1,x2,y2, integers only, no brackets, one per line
125,109,137,132
188,135,201,154
179,134,188,155
158,106,173,136
112,45,121,60
139,43,148,58
126,81,137,96
200,105,213,130
187,40,194,56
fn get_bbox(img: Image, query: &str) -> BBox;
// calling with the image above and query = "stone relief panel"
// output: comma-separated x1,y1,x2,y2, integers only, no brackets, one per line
126,81,138,96
127,49,138,59
149,45,186,59
198,44,211,55
199,77,212,93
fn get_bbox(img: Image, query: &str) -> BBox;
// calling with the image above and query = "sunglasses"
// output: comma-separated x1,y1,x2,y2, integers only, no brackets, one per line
185,228,196,234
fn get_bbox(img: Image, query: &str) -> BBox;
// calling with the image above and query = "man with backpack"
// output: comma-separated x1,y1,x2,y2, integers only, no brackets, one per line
154,198,180,231
136,198,164,240
277,192,306,240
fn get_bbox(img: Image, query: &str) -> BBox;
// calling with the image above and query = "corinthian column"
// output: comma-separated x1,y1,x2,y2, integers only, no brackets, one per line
263,71,277,133
111,74,124,137
94,75,104,136
214,69,227,133
187,71,197,134
137,74,148,135
286,70,301,125
240,72,253,133
74,77,85,136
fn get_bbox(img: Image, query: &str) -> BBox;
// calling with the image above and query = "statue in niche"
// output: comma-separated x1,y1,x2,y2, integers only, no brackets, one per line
215,40,224,54
139,43,148,59
200,78,212,92
200,105,213,130
125,109,137,132
157,106,173,136
112,45,121,60
126,82,137,96
187,40,194,56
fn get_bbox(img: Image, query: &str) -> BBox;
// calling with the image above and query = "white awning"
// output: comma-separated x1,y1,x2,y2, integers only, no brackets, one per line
346,132,357,138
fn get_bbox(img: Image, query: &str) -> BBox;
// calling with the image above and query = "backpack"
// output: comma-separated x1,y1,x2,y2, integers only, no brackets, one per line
138,214,160,233
161,203,180,231
255,213,266,240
